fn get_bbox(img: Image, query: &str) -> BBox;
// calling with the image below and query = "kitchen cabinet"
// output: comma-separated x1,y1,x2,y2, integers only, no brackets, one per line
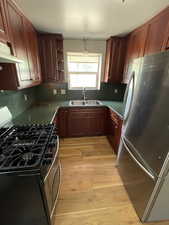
104,37,127,83
107,109,123,154
6,0,31,83
23,18,41,82
145,8,169,55
123,25,148,83
123,7,169,84
0,0,41,90
58,107,107,137
162,21,169,50
38,34,64,83
58,108,69,137
0,0,9,43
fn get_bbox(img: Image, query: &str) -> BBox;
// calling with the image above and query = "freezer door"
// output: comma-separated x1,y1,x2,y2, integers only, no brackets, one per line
123,51,169,177
117,138,156,221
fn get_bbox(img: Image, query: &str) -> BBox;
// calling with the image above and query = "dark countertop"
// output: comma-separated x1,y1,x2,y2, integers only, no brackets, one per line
7,100,124,126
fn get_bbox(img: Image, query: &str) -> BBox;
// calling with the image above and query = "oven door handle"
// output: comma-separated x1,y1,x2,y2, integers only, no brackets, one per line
50,161,61,218
44,135,59,182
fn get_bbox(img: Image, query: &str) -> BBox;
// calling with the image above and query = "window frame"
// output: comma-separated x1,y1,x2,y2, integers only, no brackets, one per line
67,52,102,90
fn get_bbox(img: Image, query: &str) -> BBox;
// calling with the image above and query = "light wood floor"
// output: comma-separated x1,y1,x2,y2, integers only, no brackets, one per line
53,136,169,225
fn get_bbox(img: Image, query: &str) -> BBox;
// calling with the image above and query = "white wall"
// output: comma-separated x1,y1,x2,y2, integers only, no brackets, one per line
63,39,106,82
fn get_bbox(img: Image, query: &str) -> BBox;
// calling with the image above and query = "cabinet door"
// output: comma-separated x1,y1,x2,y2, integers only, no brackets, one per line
58,108,68,137
104,38,112,82
107,110,123,154
113,118,123,154
104,37,127,83
144,9,169,55
68,109,89,137
87,108,107,136
38,34,64,82
67,107,107,137
0,0,9,42
123,34,135,84
23,18,41,82
6,0,31,85
162,20,169,51
123,25,148,83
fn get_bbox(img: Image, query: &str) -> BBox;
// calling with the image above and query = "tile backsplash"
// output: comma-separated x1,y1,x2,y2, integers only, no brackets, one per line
35,82,126,102
0,87,36,118
0,82,126,120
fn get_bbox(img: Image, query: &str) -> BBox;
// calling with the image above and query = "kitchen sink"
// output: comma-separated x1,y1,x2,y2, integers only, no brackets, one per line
69,100,102,106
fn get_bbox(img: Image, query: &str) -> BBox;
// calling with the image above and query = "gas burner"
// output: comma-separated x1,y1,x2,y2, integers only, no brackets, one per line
0,124,56,172
22,152,34,161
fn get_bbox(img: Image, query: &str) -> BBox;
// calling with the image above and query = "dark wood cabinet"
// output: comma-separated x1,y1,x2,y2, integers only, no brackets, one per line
68,107,107,137
104,36,127,83
58,108,69,137
58,107,107,138
123,7,169,84
38,34,64,83
107,110,123,154
144,8,169,55
123,25,148,83
58,106,123,154
6,0,31,84
0,0,41,90
23,18,41,83
162,21,169,50
0,0,9,43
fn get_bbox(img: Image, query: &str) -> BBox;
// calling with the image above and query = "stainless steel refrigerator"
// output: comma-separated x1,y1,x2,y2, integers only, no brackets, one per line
117,50,169,222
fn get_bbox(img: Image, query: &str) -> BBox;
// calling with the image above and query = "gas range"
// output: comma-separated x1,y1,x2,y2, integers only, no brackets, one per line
0,124,58,173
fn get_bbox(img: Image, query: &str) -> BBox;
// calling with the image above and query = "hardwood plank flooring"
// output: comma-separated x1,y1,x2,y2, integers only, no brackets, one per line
53,136,169,225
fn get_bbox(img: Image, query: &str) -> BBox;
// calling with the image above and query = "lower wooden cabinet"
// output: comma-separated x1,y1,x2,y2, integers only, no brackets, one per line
58,107,108,138
58,106,123,155
107,109,123,154
58,108,69,137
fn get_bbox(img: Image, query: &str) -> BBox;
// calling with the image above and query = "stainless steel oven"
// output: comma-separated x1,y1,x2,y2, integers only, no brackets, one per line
44,136,61,220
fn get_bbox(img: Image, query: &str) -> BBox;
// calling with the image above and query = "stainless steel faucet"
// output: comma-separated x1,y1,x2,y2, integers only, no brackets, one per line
82,87,87,102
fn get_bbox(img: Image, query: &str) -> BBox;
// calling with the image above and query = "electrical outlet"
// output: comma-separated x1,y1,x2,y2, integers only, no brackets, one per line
61,89,66,95
53,89,57,95
114,89,118,94
24,94,28,101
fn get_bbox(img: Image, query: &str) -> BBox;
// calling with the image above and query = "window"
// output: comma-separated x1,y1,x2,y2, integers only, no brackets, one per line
67,52,102,90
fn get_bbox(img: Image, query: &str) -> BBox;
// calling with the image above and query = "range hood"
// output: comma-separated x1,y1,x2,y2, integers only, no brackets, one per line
0,42,23,63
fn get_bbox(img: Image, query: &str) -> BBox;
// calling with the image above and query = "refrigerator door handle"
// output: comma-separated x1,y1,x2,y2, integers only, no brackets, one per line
123,72,135,122
122,138,156,181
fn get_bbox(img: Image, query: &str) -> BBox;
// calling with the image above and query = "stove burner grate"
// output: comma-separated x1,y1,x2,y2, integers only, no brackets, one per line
0,124,56,172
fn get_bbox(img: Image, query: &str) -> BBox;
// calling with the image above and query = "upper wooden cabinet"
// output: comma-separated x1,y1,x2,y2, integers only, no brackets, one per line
7,0,31,83
0,0,9,43
38,34,64,83
123,6,169,83
0,0,41,90
123,25,148,83
104,36,127,83
23,18,41,82
144,8,169,55
162,21,169,50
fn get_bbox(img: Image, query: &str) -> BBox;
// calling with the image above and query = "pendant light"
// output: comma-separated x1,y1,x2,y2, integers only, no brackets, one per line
83,38,88,55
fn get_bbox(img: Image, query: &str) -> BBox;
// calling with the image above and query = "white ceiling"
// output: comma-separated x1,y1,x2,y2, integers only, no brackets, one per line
15,0,169,39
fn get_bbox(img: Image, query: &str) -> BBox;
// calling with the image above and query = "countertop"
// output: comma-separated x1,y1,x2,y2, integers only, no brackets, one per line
7,100,124,126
